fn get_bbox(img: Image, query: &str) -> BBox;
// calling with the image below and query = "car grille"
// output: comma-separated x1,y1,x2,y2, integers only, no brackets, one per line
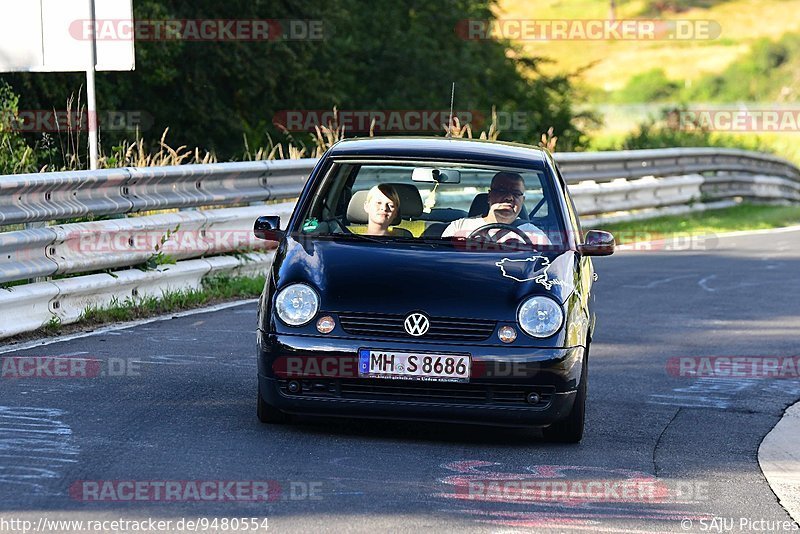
337,312,496,341
278,379,554,409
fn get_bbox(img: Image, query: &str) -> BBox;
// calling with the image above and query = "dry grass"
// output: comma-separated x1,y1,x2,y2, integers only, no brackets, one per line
496,0,800,90
538,126,559,151
43,103,553,171
244,107,347,161
444,106,502,141
311,106,348,155
104,128,217,168
45,91,217,171
444,107,558,151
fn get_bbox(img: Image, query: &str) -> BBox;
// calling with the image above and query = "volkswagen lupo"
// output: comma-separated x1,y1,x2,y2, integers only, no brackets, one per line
254,137,614,442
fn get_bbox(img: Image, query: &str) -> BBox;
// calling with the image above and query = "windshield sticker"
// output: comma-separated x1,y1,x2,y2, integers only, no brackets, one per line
496,256,565,290
302,218,319,233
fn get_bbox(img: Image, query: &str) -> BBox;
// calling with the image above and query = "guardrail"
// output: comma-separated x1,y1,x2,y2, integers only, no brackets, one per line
1,146,798,340
2,147,798,226
0,159,312,226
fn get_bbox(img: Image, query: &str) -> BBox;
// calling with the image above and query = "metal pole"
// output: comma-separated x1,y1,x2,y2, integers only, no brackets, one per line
86,0,98,170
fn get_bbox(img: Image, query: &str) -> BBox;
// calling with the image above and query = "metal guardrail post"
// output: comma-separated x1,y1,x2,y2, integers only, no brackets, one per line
24,221,48,284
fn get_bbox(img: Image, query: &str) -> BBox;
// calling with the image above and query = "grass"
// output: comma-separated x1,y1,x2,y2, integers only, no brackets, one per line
78,275,265,326
594,202,800,243
15,275,266,340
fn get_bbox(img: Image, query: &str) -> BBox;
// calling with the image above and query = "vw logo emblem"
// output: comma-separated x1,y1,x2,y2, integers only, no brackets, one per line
404,313,430,337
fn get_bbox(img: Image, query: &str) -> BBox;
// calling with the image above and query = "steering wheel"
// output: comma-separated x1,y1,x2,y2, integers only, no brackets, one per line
467,223,533,245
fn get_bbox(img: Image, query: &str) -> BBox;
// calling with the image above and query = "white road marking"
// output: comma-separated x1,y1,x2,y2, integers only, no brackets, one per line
623,274,699,289
698,275,717,292
0,406,79,496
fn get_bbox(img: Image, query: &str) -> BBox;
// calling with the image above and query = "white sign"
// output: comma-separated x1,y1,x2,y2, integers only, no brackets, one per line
0,0,135,72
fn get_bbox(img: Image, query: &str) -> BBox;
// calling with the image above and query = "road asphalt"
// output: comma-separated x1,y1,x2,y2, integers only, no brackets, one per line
1,227,799,533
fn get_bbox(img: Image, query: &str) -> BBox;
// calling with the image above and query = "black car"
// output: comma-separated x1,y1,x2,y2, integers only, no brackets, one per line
253,137,614,442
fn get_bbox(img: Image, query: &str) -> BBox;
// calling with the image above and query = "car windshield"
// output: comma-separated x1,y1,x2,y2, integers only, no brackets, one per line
294,161,567,250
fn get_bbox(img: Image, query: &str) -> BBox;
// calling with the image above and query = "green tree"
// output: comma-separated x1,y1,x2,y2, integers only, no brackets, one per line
1,0,593,161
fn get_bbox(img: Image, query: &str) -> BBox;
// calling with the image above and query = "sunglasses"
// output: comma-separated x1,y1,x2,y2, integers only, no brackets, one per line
489,188,525,199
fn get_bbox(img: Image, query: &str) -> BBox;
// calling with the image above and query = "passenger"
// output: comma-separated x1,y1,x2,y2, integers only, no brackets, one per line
442,171,549,244
364,184,402,236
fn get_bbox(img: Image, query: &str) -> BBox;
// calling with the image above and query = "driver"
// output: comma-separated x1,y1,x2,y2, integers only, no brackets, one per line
441,171,550,244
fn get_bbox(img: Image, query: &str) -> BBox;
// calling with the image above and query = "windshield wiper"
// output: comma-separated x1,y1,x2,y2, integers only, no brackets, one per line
326,232,388,244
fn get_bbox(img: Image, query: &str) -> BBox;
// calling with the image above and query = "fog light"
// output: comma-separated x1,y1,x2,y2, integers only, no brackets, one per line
498,326,517,343
526,392,541,405
316,315,335,334
287,381,301,394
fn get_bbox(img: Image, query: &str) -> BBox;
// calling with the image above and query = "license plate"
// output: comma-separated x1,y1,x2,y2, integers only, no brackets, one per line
358,349,471,382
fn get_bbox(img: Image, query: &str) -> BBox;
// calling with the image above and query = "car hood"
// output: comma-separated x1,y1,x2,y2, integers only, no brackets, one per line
275,237,578,322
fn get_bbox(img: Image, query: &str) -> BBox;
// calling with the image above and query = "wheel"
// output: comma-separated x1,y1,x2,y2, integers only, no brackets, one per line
257,389,290,424
542,350,587,443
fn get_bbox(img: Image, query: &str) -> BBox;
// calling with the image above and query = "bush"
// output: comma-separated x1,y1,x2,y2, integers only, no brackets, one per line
609,32,800,104
685,33,800,102
614,69,680,103
0,82,45,174
617,107,773,152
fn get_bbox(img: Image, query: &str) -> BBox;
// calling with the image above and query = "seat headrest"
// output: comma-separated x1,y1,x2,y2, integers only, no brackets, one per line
468,192,529,219
347,184,424,224
347,190,371,224
386,183,423,218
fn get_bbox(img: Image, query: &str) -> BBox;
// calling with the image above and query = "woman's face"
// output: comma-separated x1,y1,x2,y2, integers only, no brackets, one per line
365,189,397,228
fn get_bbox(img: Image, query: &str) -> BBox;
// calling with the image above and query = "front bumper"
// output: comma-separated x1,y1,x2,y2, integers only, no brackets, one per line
257,331,585,427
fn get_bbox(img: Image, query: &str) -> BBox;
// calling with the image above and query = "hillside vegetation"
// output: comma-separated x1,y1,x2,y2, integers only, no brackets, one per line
615,32,800,102
496,0,800,93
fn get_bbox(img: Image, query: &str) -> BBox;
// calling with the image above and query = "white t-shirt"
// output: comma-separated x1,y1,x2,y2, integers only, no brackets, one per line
441,217,550,244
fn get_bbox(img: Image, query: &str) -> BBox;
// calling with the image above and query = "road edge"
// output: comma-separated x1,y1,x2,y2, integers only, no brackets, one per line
0,298,258,354
759,400,800,525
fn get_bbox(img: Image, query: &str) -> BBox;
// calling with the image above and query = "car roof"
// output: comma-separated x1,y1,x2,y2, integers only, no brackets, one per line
327,137,549,170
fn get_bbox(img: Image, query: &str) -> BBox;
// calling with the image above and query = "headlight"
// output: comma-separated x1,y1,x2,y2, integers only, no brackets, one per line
275,284,319,326
517,296,563,338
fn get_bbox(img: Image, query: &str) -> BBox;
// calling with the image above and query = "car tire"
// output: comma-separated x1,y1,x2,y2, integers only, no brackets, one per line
542,348,587,443
257,389,290,424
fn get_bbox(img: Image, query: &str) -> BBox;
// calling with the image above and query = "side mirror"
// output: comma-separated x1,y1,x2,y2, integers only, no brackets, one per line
254,216,284,241
579,230,615,256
